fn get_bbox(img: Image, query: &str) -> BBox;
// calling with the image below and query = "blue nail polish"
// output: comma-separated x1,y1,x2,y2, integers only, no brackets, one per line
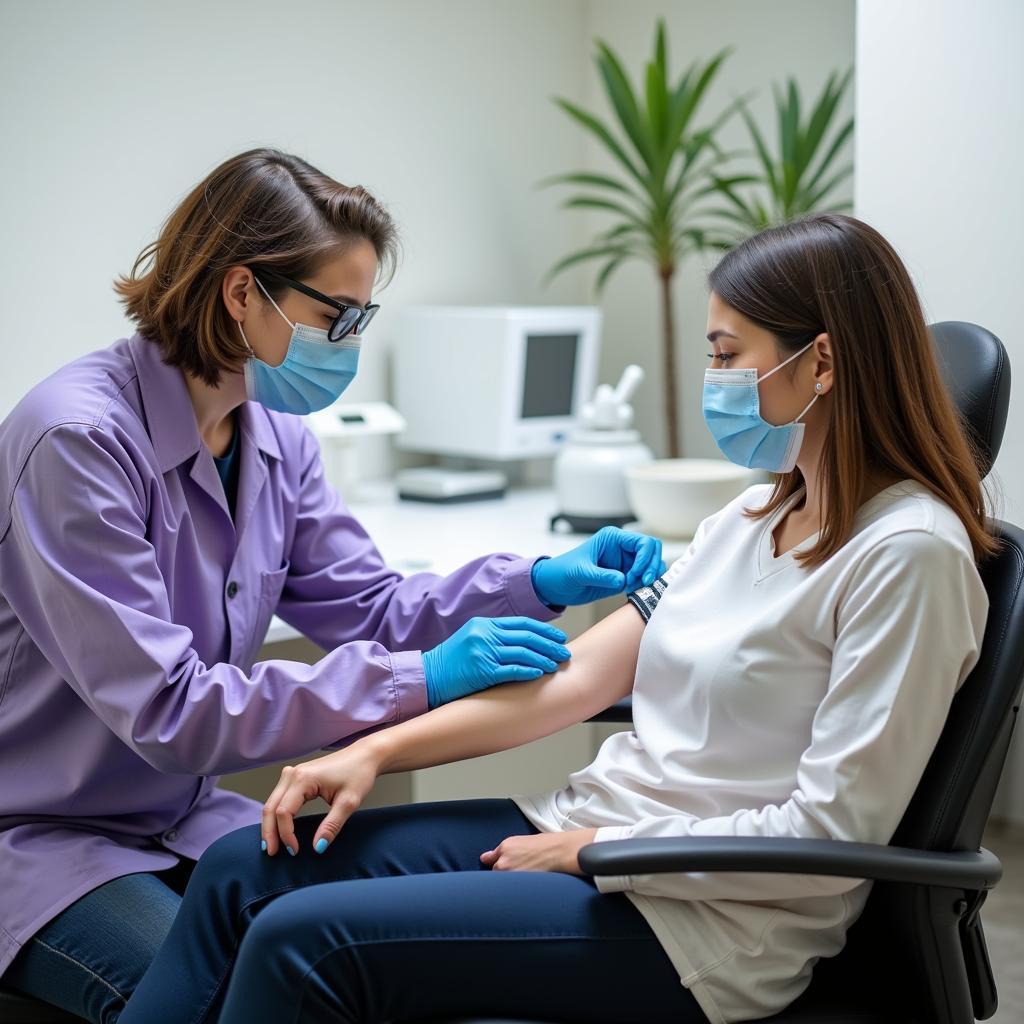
314,838,328,854
286,845,296,857
260,839,267,852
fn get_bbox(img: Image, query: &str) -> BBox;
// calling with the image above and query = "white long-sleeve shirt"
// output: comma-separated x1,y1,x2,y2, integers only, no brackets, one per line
511,480,988,1023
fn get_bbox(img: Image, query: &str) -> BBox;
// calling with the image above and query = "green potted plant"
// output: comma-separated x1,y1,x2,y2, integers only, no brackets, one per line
708,68,854,237
539,20,745,458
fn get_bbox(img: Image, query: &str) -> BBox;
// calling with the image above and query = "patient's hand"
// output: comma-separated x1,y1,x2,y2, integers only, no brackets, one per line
480,828,599,875
260,740,383,857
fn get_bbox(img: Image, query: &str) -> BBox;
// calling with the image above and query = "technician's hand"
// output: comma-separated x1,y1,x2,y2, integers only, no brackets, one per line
531,526,666,607
422,616,571,709
480,828,600,875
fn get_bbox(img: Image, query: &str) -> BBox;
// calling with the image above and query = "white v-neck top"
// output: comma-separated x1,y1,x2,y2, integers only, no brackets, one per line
511,480,988,1023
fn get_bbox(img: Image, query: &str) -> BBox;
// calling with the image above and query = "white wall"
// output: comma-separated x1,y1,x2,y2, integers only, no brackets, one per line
0,0,595,477
855,0,1024,822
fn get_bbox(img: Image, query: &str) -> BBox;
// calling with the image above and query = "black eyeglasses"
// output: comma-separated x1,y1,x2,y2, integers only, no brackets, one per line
251,266,380,342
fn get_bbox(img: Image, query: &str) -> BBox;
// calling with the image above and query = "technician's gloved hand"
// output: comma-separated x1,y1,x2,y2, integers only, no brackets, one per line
531,526,667,607
422,616,571,709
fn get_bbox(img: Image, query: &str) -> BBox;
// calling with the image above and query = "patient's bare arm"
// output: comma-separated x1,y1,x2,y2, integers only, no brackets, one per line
367,602,644,775
262,604,644,855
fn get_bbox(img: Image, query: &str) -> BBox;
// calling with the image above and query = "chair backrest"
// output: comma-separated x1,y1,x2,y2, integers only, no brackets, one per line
929,321,1011,479
815,322,1020,1023
899,321,1014,851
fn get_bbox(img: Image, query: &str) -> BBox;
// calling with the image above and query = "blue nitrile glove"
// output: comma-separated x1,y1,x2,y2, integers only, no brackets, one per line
531,526,667,607
421,616,572,709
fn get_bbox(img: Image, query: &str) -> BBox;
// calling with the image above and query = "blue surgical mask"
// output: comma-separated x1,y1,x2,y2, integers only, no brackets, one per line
238,278,361,415
702,339,820,473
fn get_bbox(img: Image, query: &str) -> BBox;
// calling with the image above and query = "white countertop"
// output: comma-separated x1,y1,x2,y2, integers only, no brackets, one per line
263,481,690,645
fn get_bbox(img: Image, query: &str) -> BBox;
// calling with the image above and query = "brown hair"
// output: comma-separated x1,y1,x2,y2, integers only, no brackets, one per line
707,212,999,567
113,148,401,386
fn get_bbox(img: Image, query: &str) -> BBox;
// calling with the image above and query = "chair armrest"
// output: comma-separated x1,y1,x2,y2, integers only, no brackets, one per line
576,835,1003,890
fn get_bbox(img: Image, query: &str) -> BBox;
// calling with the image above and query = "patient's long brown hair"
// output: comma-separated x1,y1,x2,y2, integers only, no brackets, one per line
707,213,999,568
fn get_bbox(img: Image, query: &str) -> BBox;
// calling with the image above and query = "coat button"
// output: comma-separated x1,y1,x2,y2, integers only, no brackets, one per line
164,829,180,842
226,581,239,599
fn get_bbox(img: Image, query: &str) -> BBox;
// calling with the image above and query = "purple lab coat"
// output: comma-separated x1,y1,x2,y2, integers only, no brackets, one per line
0,332,561,975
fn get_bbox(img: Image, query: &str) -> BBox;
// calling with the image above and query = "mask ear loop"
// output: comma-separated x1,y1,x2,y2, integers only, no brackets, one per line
759,337,822,424
254,276,296,330
238,275,295,357
758,337,817,384
237,320,255,356
792,391,820,424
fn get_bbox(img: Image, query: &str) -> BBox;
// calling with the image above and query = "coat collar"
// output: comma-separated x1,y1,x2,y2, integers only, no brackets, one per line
128,332,282,472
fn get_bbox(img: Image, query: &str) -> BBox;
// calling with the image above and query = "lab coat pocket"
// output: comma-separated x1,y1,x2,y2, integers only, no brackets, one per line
248,561,291,660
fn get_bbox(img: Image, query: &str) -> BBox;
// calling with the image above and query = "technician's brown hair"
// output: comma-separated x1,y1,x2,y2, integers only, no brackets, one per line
113,148,400,386
708,212,999,568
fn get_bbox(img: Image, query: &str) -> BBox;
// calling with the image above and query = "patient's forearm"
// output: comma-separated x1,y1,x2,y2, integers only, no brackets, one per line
366,604,643,776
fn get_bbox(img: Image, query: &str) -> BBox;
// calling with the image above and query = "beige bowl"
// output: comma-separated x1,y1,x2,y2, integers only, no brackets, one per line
625,459,764,539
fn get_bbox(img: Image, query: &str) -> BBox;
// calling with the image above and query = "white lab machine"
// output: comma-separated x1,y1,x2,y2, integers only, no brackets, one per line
305,400,406,498
393,306,601,501
551,364,654,533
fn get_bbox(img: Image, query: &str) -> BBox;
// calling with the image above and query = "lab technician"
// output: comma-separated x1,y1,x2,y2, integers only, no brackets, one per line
0,147,665,1017
122,213,996,1024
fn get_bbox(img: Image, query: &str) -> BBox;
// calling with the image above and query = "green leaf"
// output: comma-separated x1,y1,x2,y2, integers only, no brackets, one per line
802,117,854,197
535,171,638,198
703,205,760,228
595,252,630,294
597,221,643,240
560,195,653,234
595,40,655,170
646,60,669,156
738,102,779,197
654,19,668,80
802,69,847,174
801,163,853,208
666,48,732,146
542,243,639,285
551,97,649,190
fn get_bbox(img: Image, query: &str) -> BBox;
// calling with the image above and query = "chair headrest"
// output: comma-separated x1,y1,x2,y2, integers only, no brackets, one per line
929,321,1010,477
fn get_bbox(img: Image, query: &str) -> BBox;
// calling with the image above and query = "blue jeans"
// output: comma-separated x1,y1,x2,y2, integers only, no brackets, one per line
4,855,196,1023
120,798,707,1023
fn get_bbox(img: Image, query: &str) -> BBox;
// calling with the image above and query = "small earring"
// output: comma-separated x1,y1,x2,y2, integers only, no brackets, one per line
815,382,823,391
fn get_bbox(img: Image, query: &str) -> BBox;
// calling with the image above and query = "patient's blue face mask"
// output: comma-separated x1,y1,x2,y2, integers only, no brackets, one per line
238,278,361,415
702,339,820,474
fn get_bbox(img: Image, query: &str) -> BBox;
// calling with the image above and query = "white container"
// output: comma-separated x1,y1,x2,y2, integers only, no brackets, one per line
625,458,763,539
554,429,654,520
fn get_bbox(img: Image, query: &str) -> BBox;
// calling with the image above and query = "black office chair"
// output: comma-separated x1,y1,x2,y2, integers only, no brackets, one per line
432,320,1018,1024
0,323,1016,1023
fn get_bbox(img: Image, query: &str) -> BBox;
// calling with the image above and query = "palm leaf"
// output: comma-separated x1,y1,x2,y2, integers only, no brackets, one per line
535,171,639,198
802,117,854,196
551,97,648,190
542,243,644,285
594,40,655,171
594,253,630,295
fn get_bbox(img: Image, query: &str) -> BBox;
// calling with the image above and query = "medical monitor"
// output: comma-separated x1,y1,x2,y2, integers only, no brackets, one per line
393,306,601,460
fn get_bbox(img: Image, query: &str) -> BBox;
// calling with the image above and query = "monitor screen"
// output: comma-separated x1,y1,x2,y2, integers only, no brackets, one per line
520,332,579,418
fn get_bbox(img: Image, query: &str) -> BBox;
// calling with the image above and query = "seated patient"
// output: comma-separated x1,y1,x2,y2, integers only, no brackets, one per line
120,214,995,1024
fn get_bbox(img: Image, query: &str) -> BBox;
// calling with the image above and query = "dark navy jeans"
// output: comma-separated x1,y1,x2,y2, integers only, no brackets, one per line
4,854,197,1023
117,798,706,1023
